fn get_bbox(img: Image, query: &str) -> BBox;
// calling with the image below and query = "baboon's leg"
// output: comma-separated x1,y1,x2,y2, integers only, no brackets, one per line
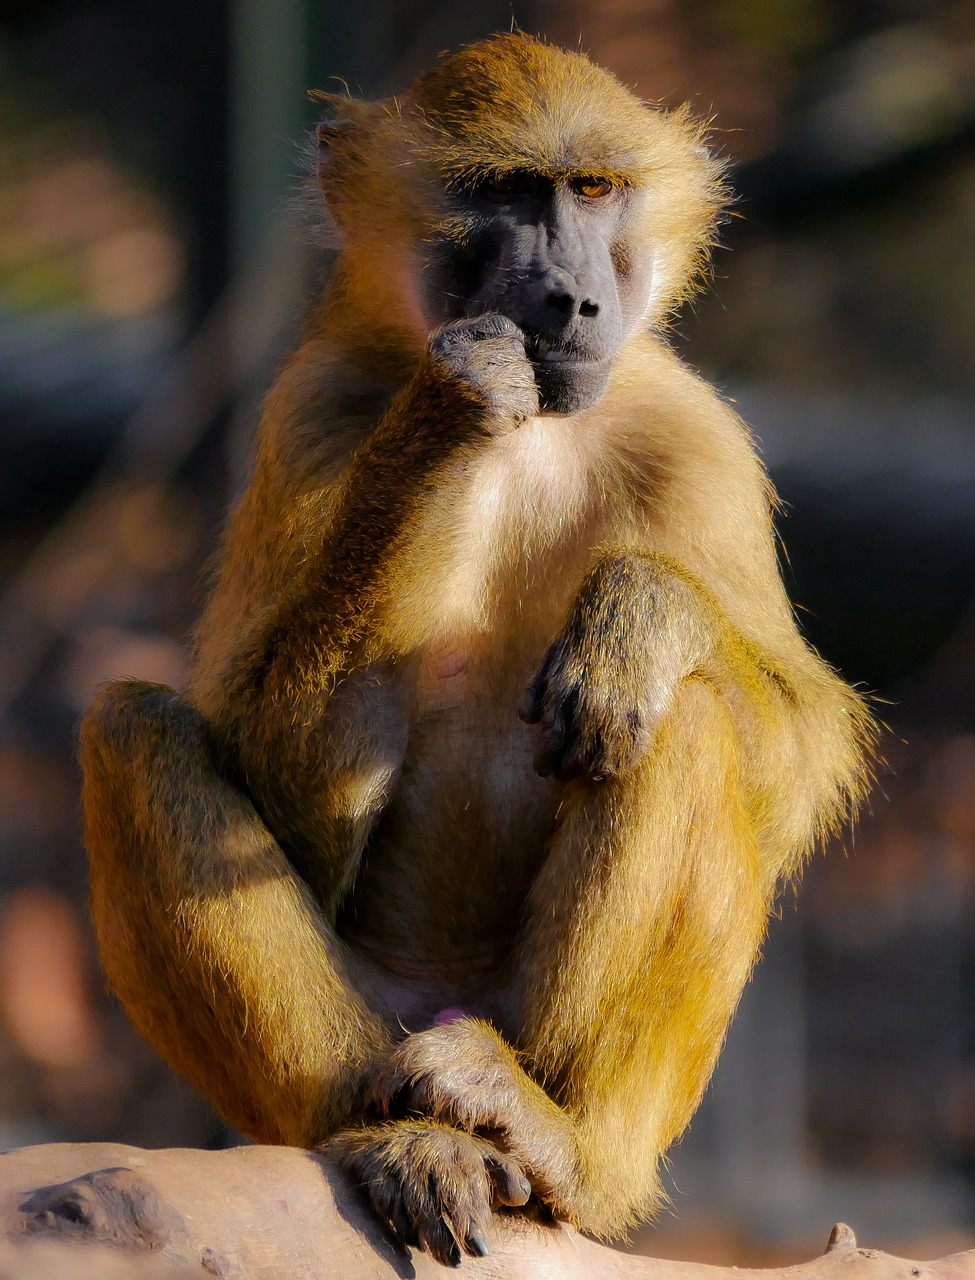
81,680,393,1147
362,679,768,1240
516,677,768,1234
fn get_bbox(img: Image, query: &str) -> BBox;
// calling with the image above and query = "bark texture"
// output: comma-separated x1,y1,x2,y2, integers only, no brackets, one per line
0,1143,970,1280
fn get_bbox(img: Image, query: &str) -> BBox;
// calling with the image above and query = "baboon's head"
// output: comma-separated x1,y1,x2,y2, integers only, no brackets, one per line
315,34,725,413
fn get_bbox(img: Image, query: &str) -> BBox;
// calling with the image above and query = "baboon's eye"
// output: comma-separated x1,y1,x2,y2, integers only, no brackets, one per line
482,171,541,199
572,176,614,199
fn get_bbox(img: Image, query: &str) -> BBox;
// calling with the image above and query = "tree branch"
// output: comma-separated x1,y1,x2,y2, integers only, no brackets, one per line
0,1143,971,1280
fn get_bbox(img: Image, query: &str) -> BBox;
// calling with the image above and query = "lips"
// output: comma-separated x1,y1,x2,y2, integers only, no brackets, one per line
531,348,612,413
540,349,582,364
524,332,600,366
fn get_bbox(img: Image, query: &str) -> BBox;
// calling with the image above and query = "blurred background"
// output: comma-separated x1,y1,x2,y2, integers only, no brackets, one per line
0,0,973,1266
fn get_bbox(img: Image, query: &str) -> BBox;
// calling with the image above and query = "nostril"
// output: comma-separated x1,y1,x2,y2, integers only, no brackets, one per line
579,299,599,318
547,291,575,316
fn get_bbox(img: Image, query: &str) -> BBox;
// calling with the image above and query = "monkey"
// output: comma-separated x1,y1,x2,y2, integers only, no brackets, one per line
80,33,873,1269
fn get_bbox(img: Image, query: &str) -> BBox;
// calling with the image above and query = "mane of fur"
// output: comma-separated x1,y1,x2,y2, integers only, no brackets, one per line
312,33,728,323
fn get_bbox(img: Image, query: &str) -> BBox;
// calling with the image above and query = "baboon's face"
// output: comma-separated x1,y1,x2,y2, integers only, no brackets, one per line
422,172,654,415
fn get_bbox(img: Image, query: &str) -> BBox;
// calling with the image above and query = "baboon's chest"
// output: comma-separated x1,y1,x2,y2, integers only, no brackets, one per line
354,421,613,947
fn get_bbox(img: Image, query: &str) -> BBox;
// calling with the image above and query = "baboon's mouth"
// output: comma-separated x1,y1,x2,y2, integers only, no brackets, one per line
523,331,600,366
532,349,612,415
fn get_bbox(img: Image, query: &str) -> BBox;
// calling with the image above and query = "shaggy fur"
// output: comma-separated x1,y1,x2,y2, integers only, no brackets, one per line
81,34,873,1265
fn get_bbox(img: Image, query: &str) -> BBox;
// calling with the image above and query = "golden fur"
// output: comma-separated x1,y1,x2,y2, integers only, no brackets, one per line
81,33,872,1256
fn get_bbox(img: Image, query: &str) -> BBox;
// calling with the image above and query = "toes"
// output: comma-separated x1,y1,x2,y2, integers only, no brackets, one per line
413,1171,491,1267
418,1214,463,1268
464,1227,490,1257
588,708,645,780
399,1133,496,1264
452,1204,493,1260
484,1149,532,1208
337,1122,518,1265
374,1071,442,1125
386,1198,420,1251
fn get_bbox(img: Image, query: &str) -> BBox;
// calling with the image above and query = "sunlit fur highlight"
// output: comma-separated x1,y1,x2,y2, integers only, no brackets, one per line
314,33,727,325
81,33,873,1250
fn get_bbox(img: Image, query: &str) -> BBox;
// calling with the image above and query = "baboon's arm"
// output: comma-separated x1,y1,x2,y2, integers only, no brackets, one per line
213,319,536,887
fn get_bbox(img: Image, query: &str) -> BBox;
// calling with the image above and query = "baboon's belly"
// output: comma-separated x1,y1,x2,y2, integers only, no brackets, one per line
338,641,557,973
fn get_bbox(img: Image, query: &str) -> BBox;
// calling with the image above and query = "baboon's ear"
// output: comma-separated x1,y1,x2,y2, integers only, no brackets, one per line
309,93,355,192
315,118,354,191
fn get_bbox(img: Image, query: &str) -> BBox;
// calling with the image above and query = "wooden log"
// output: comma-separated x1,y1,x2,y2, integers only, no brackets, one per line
0,1142,971,1280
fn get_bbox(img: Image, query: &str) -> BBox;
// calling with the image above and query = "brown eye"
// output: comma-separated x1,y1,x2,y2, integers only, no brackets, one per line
573,176,613,199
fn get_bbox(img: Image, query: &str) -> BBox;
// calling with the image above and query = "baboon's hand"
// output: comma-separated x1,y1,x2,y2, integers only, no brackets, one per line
368,1019,533,1142
329,1120,530,1266
521,554,671,782
367,1017,577,1212
429,314,538,431
521,639,655,782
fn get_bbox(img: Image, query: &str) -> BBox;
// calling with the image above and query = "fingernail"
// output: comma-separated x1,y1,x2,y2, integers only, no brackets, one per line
468,1232,490,1257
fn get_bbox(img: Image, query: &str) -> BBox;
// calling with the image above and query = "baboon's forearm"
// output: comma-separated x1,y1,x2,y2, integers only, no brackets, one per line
248,360,489,696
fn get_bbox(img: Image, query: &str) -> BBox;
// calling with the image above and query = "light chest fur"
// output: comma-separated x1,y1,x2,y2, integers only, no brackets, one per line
353,416,620,958
386,413,619,666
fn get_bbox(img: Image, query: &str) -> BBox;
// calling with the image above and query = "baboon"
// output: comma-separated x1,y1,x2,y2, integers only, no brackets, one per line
81,33,873,1268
